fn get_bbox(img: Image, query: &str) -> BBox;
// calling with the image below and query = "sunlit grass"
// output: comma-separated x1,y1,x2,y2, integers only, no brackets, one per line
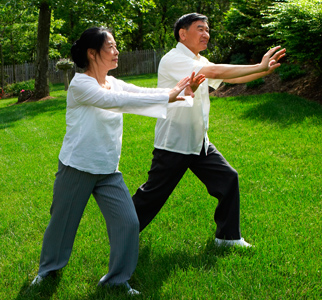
1,76,321,299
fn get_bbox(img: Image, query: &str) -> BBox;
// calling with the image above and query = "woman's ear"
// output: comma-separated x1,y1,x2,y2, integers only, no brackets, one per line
87,48,96,61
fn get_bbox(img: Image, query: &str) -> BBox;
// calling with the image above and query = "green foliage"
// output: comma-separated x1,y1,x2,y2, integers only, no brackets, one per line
246,77,265,88
200,0,233,63
5,79,35,96
1,0,321,75
230,53,248,64
49,18,69,59
223,82,236,87
275,63,307,82
0,1,38,65
223,0,278,62
265,0,322,74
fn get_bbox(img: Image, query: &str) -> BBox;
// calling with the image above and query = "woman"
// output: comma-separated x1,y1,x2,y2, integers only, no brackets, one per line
31,27,204,295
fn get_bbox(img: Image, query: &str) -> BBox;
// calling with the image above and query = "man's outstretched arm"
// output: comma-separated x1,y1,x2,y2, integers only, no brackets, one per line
198,46,286,82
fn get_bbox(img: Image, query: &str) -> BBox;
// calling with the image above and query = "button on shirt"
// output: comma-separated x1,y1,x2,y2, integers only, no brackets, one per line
155,42,223,155
59,73,171,174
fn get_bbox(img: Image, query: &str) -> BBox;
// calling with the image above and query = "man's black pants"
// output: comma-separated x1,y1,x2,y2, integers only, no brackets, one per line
132,143,241,240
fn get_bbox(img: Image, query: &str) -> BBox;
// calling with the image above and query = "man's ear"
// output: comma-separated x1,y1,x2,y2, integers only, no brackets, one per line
179,28,186,41
87,48,96,61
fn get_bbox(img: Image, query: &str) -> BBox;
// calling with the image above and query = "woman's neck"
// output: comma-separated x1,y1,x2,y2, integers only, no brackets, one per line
85,67,108,87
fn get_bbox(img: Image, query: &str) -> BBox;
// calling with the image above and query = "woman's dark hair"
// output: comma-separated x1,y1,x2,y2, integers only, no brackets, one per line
174,13,208,42
71,27,112,69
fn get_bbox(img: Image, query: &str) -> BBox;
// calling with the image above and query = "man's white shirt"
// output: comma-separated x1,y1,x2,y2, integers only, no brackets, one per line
155,42,223,155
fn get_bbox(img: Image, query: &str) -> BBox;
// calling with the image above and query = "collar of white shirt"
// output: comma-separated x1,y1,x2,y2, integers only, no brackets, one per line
176,42,201,61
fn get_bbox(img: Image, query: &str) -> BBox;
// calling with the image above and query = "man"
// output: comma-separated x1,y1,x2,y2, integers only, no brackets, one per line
132,13,286,247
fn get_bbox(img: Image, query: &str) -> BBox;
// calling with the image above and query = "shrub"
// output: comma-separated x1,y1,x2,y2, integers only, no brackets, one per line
5,79,35,96
246,78,265,88
276,64,306,82
230,53,248,65
264,0,322,74
223,82,236,87
223,0,277,62
17,90,33,103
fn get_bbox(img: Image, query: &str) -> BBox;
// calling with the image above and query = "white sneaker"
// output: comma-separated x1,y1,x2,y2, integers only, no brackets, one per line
124,282,141,295
128,287,140,295
31,275,44,285
215,237,252,248
99,280,140,296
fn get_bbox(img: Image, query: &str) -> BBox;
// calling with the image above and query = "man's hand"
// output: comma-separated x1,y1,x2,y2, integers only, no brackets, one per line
259,46,286,73
266,47,286,75
184,72,206,97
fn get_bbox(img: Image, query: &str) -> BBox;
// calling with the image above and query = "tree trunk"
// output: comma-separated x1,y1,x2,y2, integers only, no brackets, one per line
0,43,4,89
34,1,51,100
11,32,16,83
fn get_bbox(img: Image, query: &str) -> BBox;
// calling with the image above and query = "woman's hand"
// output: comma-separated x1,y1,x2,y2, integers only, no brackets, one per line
168,76,191,103
168,72,206,103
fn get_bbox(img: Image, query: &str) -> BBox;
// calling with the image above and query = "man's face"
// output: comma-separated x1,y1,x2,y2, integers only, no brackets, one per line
179,20,210,55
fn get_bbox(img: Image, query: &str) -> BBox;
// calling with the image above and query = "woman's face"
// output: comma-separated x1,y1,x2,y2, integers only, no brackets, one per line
96,32,119,71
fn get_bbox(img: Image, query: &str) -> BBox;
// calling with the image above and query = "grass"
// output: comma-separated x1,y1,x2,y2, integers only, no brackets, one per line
0,75,321,299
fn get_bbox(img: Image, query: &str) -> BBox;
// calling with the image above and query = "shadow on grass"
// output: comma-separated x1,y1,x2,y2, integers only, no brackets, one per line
224,93,322,127
131,236,256,299
15,272,62,300
12,238,255,300
72,236,255,300
0,98,66,130
82,285,142,300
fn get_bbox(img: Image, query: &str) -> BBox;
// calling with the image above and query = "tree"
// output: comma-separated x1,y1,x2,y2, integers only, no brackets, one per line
0,0,37,87
33,0,51,100
0,0,13,88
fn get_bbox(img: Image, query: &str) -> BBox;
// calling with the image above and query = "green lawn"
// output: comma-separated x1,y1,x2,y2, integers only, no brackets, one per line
0,75,321,299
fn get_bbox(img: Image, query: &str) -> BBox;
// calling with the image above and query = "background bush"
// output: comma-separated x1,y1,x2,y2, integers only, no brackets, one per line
246,78,265,88
223,0,276,63
230,53,249,65
276,64,307,82
5,79,35,96
265,0,322,74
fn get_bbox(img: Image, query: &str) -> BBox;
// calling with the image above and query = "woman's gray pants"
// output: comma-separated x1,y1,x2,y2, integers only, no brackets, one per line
37,161,139,285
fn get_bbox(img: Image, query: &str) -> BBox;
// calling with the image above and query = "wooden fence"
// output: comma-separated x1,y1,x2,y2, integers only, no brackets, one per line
1,49,164,85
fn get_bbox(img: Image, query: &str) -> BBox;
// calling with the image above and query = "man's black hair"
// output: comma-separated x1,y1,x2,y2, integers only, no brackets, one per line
174,13,208,42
